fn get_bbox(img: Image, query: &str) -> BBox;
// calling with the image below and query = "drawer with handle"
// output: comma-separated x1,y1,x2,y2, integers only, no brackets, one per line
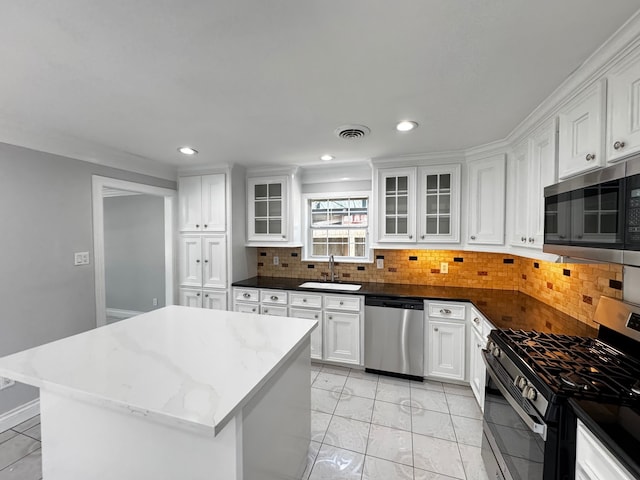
289,293,323,309
289,307,321,321
233,288,259,303
260,289,288,305
260,305,288,316
324,295,362,312
234,303,259,314
428,302,466,320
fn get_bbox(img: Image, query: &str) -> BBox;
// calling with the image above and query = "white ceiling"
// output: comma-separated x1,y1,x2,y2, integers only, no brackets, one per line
1,1,639,176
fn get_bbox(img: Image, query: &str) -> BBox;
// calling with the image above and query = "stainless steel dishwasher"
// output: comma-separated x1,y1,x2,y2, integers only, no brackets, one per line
364,296,424,381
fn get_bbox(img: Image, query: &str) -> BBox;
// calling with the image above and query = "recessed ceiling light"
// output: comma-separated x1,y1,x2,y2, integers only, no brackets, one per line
320,154,334,161
396,121,418,132
178,146,198,155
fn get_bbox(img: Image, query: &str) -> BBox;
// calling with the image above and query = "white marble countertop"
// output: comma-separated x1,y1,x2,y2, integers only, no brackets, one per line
0,306,317,436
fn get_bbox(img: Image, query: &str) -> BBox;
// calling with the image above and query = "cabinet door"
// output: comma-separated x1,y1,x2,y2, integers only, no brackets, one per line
202,235,227,289
428,320,465,381
576,420,635,480
178,176,203,231
179,288,203,308
467,155,506,245
510,140,531,247
290,307,322,360
324,311,360,365
607,52,640,163
529,120,558,246
202,290,227,310
469,329,486,410
178,236,203,287
558,81,605,179
418,164,461,243
378,168,416,242
247,176,288,241
201,174,226,232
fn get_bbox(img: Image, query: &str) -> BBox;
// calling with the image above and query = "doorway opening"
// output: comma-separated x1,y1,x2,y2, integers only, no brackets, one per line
92,176,176,327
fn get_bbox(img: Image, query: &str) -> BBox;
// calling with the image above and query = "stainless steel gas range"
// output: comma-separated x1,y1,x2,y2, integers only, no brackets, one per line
481,296,640,480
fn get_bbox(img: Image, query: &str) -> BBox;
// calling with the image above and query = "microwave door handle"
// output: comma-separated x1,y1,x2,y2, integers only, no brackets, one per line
482,353,548,441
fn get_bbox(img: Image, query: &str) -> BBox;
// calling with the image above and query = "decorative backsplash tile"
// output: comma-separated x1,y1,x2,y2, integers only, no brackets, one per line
255,248,623,327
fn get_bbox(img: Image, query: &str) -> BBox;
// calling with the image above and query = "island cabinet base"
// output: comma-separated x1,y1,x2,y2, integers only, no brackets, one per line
39,342,311,480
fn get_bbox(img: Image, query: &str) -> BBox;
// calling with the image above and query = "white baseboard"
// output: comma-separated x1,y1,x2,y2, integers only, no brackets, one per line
0,399,40,432
106,308,143,320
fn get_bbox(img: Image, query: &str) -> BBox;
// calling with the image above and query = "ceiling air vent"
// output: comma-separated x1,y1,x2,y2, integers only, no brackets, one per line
335,124,371,140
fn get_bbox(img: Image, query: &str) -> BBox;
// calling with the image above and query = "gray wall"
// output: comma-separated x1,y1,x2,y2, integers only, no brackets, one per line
104,195,165,313
0,142,175,415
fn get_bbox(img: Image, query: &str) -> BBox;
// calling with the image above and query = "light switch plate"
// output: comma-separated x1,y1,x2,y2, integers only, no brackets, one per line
440,262,449,274
74,252,90,266
376,258,384,269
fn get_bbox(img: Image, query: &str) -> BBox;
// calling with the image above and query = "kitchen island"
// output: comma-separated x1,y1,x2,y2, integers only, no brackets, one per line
0,306,317,480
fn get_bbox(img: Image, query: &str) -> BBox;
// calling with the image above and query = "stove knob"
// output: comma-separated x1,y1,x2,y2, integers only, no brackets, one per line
523,385,538,401
513,376,527,390
491,346,501,357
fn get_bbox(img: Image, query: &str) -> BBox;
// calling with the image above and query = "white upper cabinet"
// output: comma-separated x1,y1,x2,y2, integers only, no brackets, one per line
510,119,558,248
375,164,461,244
417,164,461,243
467,154,506,245
607,50,640,163
178,174,226,232
558,81,606,179
377,167,416,243
246,173,301,246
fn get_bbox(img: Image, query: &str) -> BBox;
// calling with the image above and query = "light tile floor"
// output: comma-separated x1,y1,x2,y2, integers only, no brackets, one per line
0,364,489,480
305,363,490,480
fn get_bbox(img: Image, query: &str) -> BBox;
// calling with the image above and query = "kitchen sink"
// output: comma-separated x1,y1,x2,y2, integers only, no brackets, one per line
298,281,362,291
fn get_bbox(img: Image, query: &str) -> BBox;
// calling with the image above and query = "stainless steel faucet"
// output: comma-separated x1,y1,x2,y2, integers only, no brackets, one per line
329,255,337,282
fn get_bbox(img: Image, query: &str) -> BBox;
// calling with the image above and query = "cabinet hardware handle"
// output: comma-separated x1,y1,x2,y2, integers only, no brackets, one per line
329,316,333,320
204,224,208,228
243,293,251,298
614,141,626,150
339,301,344,305
196,259,200,263
205,294,209,298
264,309,268,313
252,308,256,312
282,235,286,239
528,237,534,243
408,235,413,239
434,327,439,332
473,317,480,324
585,153,596,161
196,224,200,228
521,237,526,242
204,259,209,263
470,235,476,240
270,295,278,301
440,309,452,314
302,298,307,302
314,315,318,319
196,293,201,296
477,343,482,348
421,235,425,239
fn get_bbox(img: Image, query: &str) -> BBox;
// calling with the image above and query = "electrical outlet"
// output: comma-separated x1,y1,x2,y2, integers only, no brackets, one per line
152,298,158,307
376,258,384,269
74,251,90,266
273,256,279,266
0,377,15,390
440,262,449,274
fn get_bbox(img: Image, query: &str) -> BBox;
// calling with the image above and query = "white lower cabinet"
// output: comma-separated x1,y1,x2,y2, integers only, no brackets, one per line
425,301,467,381
232,287,362,365
179,289,227,310
290,307,323,360
324,311,360,365
575,419,634,480
469,328,486,409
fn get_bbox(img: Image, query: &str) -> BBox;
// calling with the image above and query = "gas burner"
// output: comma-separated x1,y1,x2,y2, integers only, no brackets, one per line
559,372,590,390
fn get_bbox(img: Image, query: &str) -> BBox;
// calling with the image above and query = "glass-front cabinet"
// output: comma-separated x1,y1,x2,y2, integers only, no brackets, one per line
378,167,416,242
247,176,289,242
418,164,460,243
376,164,460,244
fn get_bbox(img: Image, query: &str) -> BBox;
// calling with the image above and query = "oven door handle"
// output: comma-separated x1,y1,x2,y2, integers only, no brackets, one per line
483,352,548,441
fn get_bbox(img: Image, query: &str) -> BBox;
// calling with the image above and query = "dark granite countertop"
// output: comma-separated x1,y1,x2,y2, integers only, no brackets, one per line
232,277,597,337
570,398,640,479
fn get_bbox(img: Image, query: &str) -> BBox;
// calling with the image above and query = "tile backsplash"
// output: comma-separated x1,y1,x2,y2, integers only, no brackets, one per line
255,248,623,328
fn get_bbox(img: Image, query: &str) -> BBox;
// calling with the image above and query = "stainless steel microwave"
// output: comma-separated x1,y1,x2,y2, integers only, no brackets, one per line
543,156,640,266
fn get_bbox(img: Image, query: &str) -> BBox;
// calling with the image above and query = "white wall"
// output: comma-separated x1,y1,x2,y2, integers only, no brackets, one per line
0,142,176,416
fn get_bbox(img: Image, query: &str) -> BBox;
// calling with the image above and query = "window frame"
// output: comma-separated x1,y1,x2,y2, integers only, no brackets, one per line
302,191,372,263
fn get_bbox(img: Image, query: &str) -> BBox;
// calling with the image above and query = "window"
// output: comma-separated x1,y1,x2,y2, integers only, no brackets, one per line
304,193,370,261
